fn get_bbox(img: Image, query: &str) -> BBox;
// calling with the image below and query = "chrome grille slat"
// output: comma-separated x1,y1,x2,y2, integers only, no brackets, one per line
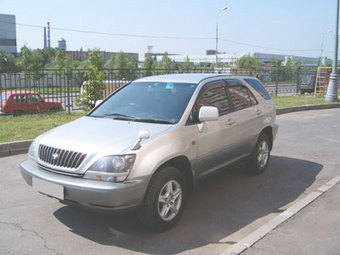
38,144,86,169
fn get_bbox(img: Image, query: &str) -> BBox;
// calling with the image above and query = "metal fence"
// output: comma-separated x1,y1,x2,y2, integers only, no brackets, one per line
0,67,317,115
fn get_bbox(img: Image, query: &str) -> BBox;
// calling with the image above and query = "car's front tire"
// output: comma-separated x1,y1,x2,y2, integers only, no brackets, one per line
138,166,187,231
247,133,271,175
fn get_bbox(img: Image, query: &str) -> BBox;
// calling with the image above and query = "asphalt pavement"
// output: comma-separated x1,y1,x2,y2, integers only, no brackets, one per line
242,182,340,255
1,108,340,255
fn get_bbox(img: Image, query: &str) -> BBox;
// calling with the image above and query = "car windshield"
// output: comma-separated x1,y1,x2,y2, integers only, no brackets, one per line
89,81,198,124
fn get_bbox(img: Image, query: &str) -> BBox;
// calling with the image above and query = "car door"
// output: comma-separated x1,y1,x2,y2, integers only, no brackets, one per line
191,80,239,178
8,94,29,114
29,94,45,113
226,79,262,155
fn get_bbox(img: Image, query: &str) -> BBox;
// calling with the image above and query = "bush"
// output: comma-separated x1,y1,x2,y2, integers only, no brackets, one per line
76,66,105,111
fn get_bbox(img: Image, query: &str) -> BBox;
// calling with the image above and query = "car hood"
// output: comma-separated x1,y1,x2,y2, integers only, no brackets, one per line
38,116,173,156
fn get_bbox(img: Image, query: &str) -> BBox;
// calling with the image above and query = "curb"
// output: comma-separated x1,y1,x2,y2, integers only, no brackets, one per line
1,104,340,158
0,140,32,158
276,103,340,115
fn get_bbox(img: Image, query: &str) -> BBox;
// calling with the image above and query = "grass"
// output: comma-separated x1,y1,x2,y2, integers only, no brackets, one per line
0,94,339,143
272,94,339,109
0,111,84,143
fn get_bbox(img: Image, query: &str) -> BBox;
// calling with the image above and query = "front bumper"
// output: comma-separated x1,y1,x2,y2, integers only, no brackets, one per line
20,159,150,212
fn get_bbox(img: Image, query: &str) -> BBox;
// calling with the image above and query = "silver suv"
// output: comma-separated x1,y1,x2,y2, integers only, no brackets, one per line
20,74,278,231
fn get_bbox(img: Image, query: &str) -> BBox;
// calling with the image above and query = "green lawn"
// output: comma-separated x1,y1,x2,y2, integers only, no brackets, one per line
272,94,339,109
0,111,84,143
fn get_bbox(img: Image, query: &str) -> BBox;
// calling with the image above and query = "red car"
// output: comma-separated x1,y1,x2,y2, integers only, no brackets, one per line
0,91,62,116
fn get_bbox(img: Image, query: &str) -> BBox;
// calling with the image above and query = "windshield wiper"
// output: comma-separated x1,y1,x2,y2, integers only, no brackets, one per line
101,113,137,120
134,118,174,124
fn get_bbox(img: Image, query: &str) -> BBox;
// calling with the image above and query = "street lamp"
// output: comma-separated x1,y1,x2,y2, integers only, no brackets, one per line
326,0,339,102
216,6,228,67
320,29,331,65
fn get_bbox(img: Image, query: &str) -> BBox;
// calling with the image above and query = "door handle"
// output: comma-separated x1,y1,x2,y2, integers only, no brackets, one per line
226,118,236,126
256,109,262,115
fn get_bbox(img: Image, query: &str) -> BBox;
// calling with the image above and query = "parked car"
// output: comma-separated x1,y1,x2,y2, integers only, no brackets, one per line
20,74,278,231
0,91,62,116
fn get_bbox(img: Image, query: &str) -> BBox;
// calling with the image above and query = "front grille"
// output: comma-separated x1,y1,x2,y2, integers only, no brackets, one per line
38,144,86,169
38,164,83,177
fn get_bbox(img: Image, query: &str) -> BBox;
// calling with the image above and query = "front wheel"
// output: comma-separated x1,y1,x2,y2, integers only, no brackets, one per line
138,166,187,231
247,133,271,175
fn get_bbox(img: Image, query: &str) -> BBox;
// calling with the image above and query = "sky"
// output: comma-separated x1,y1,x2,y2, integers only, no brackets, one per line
1,0,338,60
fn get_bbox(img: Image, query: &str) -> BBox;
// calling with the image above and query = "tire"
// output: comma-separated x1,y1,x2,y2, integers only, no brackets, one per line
138,166,187,231
247,133,271,175
49,107,58,113
12,110,23,117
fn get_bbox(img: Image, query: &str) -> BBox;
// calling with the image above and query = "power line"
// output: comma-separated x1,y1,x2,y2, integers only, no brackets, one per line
0,20,327,53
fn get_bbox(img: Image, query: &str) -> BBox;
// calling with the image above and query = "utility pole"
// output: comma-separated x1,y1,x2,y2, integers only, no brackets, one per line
216,7,228,67
326,0,340,102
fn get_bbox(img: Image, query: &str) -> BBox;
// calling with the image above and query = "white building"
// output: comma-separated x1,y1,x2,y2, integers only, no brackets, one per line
152,52,321,67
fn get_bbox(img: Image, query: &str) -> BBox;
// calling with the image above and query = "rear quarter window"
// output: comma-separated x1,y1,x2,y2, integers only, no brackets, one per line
244,79,271,100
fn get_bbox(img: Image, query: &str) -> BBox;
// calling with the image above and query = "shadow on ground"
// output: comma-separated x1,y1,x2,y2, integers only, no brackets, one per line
54,156,322,254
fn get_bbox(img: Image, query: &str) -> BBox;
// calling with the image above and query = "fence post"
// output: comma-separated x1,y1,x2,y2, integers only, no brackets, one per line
296,69,300,95
275,66,278,96
66,71,71,114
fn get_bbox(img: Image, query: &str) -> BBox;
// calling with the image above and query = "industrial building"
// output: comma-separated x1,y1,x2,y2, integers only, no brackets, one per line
151,51,322,67
0,14,17,54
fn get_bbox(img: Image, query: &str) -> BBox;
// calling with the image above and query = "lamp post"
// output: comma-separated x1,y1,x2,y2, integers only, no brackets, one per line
326,0,340,102
320,29,331,65
216,6,228,67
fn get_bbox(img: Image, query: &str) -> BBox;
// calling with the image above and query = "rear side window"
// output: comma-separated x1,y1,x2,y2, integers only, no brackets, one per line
229,85,256,111
244,79,271,100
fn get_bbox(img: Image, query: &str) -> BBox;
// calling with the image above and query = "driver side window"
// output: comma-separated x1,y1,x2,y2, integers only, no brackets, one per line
189,80,230,124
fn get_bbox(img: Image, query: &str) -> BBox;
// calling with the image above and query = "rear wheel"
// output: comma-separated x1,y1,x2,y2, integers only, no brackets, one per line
49,106,59,113
247,133,271,175
12,110,24,117
138,166,187,231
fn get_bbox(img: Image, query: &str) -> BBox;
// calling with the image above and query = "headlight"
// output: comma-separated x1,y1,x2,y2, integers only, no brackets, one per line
28,139,37,160
84,154,136,182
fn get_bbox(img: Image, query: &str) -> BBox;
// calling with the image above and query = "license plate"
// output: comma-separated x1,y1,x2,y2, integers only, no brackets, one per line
32,177,64,200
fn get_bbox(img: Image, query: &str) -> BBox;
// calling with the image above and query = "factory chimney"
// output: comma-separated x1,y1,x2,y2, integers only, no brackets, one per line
43,27,47,49
47,22,51,48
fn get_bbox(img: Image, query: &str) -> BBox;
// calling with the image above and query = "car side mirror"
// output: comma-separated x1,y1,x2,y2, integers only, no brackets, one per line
132,130,150,151
199,106,219,122
95,100,103,107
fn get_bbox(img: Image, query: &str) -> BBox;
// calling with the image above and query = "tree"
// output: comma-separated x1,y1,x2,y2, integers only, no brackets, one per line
285,57,293,81
52,49,73,72
87,49,104,69
112,51,137,80
142,54,156,76
235,54,261,71
0,50,17,73
183,56,191,73
17,45,32,72
76,66,105,111
17,46,45,80
160,52,173,73
42,47,57,66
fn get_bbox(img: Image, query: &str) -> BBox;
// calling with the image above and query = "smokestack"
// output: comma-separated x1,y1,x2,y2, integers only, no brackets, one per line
43,27,47,49
47,22,51,48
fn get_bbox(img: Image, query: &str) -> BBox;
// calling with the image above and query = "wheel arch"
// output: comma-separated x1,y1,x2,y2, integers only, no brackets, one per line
260,126,274,150
156,156,194,191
